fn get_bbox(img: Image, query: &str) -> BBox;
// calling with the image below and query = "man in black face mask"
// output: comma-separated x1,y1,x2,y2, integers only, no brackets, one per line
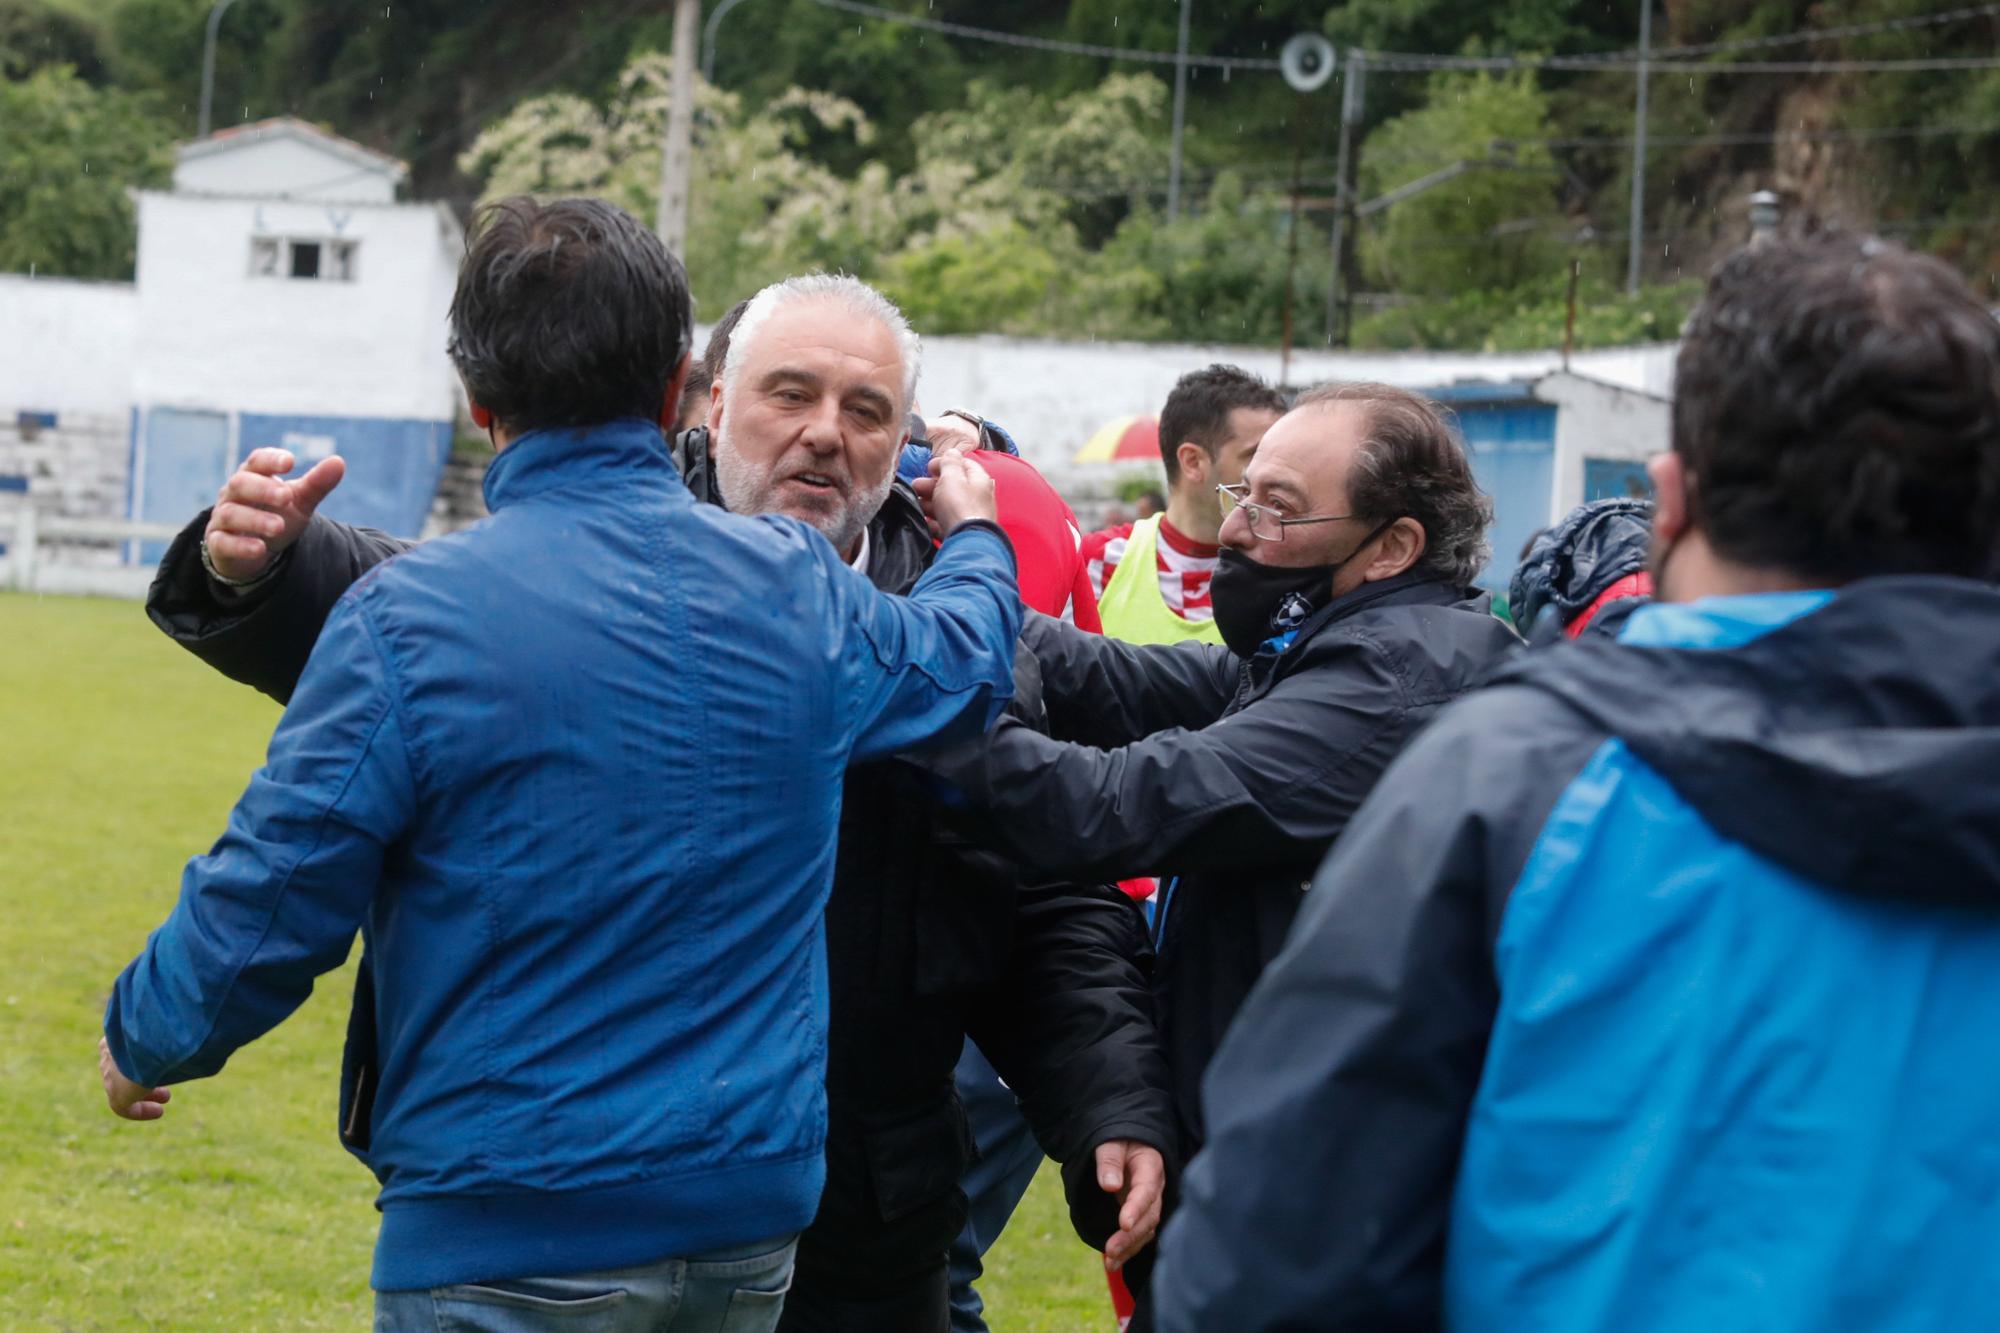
920,381,1517,1323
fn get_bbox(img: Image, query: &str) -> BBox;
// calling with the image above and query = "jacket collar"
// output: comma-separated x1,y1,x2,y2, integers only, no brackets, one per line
482,418,677,512
1264,571,1480,659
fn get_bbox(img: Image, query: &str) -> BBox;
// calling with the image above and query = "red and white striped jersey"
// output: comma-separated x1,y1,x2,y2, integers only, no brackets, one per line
1080,517,1221,623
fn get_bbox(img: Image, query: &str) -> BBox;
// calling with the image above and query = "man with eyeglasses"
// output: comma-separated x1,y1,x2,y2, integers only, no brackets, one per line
921,381,1517,1326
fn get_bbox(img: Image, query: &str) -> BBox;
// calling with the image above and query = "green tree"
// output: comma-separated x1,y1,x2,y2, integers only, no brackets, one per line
0,65,172,279
0,0,110,82
1359,71,1567,297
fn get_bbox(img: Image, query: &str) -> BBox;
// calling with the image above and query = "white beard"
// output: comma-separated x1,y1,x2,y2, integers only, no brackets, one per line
712,419,894,560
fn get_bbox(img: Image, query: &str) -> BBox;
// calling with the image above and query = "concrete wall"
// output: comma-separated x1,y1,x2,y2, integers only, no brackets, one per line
0,276,138,416
133,191,460,422
1540,372,1671,518
175,132,398,205
908,334,1678,483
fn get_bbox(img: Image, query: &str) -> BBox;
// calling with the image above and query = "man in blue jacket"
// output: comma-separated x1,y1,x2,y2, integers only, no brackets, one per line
97,196,1023,1330
1154,230,2000,1331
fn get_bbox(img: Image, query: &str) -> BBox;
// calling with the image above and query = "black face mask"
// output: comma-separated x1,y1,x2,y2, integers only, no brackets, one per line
1211,518,1398,658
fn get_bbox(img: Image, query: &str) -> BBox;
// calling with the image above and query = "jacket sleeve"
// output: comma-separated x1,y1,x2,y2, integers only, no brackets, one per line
1149,687,1598,1333
927,634,1410,883
1019,611,1239,748
146,510,413,704
104,591,418,1088
962,879,1178,1249
837,519,1024,762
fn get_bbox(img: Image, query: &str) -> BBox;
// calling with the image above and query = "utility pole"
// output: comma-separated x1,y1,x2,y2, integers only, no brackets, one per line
198,0,239,138
658,0,701,256
1325,48,1365,346
1626,0,1653,295
1166,0,1193,222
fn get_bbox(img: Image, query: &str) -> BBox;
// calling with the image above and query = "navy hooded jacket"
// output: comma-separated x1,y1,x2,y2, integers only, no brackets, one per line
1156,578,2000,1331
104,419,1021,1291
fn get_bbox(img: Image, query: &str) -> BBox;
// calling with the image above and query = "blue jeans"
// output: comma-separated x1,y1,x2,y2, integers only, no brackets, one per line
374,1236,797,1333
946,1042,1049,1333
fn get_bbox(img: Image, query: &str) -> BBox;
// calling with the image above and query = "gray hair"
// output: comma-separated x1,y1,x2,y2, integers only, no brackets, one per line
721,273,922,413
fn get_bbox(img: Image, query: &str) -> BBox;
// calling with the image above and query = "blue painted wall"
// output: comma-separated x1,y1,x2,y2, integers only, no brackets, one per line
1584,456,1654,503
1450,402,1556,590
129,408,450,564
237,413,452,538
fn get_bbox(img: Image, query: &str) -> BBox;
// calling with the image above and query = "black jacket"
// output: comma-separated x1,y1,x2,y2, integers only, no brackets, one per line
146,435,1176,1328
1152,578,2000,1331
922,573,1520,1150
1509,496,1654,643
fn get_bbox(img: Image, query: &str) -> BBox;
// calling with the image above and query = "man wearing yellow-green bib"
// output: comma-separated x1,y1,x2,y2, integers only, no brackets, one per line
1082,366,1287,646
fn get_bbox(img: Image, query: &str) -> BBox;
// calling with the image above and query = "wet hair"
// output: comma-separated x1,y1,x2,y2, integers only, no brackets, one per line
447,196,691,434
1674,230,2000,583
1158,364,1288,486
1293,381,1494,587
722,275,920,411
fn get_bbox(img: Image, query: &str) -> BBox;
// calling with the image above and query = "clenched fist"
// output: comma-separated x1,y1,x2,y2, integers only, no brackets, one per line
911,451,998,538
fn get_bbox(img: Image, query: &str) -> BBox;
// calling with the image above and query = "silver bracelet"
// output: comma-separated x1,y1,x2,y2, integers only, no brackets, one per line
200,537,279,590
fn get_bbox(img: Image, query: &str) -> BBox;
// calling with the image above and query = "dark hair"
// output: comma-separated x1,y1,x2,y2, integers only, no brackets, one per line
1294,381,1494,586
1675,231,2000,583
701,298,753,386
447,196,692,433
1158,364,1288,486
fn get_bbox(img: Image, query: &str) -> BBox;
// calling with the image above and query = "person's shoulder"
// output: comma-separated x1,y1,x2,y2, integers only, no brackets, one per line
1080,522,1135,558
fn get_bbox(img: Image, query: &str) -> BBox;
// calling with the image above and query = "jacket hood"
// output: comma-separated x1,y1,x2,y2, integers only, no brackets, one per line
1492,577,2000,907
1509,497,1654,641
672,426,933,593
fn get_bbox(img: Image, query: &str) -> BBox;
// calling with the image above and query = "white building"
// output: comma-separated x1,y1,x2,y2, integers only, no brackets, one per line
129,118,463,546
0,116,462,582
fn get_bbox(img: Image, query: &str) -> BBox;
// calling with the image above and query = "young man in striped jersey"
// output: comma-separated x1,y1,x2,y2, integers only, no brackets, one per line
1082,365,1286,646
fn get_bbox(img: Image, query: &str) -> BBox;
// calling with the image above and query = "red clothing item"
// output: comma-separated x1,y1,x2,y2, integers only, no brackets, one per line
971,452,1102,631
1079,515,1220,621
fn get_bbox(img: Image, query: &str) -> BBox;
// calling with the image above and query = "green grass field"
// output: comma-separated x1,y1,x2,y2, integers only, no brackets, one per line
0,591,1109,1330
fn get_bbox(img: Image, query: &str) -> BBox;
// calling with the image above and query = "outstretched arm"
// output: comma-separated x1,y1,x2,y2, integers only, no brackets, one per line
103,593,417,1103
147,449,411,703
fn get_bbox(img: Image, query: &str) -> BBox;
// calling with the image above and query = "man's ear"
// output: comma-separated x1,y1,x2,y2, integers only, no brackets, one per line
658,352,693,431
1363,517,1427,583
1648,452,1688,547
1175,441,1208,488
469,402,494,431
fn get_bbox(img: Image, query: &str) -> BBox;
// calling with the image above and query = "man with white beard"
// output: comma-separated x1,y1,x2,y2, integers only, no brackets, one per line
146,272,1176,1333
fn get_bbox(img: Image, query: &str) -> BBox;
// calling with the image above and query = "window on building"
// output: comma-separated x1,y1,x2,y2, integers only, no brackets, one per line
249,237,359,282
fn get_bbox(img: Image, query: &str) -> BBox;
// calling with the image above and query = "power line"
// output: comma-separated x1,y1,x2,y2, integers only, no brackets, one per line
1360,49,2000,73
1639,1,2000,60
803,0,1283,71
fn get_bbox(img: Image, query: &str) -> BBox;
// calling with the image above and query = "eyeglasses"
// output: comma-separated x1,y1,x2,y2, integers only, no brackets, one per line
1216,483,1364,542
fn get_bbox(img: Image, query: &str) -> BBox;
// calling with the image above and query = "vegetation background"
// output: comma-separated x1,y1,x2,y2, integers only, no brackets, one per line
7,0,1997,350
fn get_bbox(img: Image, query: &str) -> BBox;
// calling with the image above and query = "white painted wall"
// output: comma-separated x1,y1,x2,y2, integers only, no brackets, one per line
132,192,461,421
1539,371,1672,518
905,333,1679,477
0,275,138,415
175,131,398,205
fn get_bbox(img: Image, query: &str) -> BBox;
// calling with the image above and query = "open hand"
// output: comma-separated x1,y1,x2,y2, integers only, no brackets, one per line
1095,1139,1165,1270
203,447,346,582
98,1037,171,1122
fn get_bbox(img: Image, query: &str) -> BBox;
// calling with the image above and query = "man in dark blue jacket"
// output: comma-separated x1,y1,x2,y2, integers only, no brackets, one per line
97,197,1024,1329
1155,231,2000,1331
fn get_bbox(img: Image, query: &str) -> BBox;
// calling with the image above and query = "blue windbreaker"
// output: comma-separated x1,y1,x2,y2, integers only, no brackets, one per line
104,418,1021,1290
1158,578,2000,1331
